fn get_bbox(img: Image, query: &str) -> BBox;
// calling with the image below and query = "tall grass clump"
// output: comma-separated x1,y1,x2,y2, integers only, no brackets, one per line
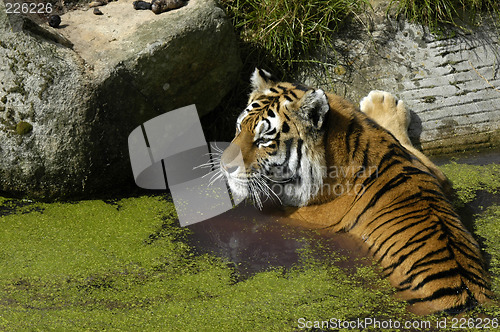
389,0,500,30
220,0,368,72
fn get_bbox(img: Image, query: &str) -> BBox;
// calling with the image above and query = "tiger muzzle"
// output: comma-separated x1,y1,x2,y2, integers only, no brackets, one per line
220,143,245,176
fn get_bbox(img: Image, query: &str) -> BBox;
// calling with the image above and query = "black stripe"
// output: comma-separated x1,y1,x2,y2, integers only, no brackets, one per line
381,242,427,276
367,210,429,244
377,241,398,264
345,120,356,153
270,88,279,93
398,267,433,287
402,165,434,178
289,90,298,98
376,159,402,180
386,224,439,259
367,192,425,226
282,121,290,133
284,95,293,102
406,285,465,304
349,171,412,231
372,216,428,257
449,242,484,265
429,203,460,219
361,143,370,167
444,297,478,315
412,268,460,291
411,247,449,268
410,256,453,272
268,138,294,169
295,139,303,174
265,128,277,136
420,187,447,200
404,225,439,247
453,263,490,288
354,173,410,225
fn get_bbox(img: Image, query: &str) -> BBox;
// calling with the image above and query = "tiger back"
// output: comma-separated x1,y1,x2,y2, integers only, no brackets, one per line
220,69,492,315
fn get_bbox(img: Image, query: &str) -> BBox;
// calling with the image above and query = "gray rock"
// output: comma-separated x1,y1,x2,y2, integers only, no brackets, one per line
299,9,500,155
0,0,241,199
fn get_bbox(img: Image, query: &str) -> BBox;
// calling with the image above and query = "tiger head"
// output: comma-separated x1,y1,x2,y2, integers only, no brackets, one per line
220,69,330,207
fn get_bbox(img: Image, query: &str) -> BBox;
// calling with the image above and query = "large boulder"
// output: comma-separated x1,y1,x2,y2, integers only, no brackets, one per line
0,0,241,199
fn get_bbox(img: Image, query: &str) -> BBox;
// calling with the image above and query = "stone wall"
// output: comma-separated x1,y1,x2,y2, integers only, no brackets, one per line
300,9,500,155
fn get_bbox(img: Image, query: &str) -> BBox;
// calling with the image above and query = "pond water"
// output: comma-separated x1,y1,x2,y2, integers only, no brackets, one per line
188,202,371,278
187,149,500,280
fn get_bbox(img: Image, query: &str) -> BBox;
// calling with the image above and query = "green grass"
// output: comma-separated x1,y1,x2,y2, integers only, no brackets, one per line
218,0,499,75
389,0,500,31
206,0,500,142
219,0,368,72
0,162,499,330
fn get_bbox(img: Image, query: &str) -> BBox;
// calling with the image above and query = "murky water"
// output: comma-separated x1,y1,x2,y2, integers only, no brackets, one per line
188,202,370,278
188,150,499,279
431,148,500,166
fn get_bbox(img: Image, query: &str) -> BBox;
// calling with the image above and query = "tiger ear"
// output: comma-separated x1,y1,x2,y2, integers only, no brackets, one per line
250,68,275,93
297,89,329,130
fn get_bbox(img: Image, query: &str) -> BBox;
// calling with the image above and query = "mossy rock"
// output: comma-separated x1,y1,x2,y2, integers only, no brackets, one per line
15,121,33,135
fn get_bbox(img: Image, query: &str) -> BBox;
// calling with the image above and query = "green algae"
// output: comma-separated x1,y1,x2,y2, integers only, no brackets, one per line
15,121,32,135
440,162,500,205
439,162,500,318
475,206,500,294
0,195,409,331
0,160,499,330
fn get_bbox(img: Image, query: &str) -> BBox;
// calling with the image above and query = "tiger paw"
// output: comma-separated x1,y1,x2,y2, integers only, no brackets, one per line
359,90,411,146
360,90,409,130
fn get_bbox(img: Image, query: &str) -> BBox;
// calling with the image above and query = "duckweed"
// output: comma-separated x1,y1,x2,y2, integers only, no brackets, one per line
441,162,500,204
0,160,499,330
0,195,407,330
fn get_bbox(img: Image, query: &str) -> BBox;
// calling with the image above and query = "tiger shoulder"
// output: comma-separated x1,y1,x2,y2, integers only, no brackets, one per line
219,68,492,315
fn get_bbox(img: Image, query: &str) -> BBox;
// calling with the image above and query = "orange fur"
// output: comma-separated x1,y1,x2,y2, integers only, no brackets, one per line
222,70,492,314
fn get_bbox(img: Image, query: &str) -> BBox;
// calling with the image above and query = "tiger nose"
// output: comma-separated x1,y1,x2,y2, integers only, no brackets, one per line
221,143,244,174
221,162,239,174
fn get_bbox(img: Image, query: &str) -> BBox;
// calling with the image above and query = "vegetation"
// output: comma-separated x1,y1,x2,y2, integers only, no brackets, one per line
208,0,500,141
389,0,500,31
440,162,500,205
475,206,500,297
0,160,499,329
219,0,368,72
0,196,407,330
218,0,499,74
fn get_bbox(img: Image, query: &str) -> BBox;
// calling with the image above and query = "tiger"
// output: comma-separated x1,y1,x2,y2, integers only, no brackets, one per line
218,68,492,315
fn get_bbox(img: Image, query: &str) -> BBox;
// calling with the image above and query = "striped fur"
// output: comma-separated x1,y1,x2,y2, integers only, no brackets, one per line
220,69,491,314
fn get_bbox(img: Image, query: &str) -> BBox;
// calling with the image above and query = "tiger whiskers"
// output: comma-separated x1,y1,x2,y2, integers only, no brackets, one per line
253,175,282,204
246,172,282,209
193,146,282,209
208,171,224,187
261,173,295,184
209,143,225,154
193,153,222,172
